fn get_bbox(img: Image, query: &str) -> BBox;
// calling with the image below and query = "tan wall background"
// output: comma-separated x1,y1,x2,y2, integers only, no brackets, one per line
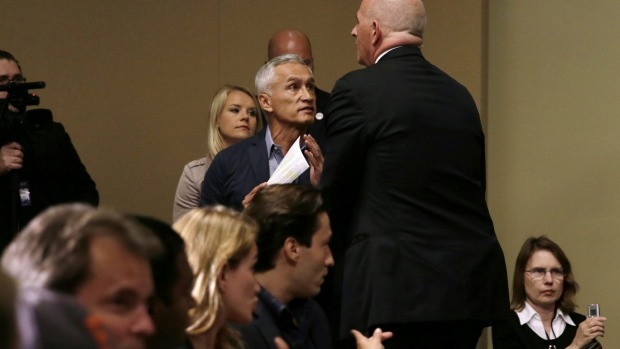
1,0,484,223
487,1,620,348
14,1,620,349
7,1,618,347
2,1,488,345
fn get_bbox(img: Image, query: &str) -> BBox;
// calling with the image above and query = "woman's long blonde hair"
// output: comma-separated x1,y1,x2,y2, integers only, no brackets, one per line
205,85,263,160
173,206,258,349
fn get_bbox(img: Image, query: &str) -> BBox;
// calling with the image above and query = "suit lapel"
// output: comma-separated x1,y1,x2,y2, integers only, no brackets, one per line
254,301,281,349
247,128,311,184
248,130,270,182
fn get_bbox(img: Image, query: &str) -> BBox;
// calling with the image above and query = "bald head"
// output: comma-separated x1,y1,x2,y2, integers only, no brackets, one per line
362,0,426,37
353,0,426,66
268,29,314,71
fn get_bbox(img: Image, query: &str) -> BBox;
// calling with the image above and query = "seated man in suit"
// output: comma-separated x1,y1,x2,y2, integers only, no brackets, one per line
267,29,330,149
200,54,323,211
2,203,161,349
235,184,334,349
132,215,196,349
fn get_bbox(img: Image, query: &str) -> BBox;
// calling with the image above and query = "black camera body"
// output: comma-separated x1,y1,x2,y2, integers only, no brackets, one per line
0,81,45,113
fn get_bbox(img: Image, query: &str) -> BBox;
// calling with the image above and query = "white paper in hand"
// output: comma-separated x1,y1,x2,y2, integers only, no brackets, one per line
268,136,309,184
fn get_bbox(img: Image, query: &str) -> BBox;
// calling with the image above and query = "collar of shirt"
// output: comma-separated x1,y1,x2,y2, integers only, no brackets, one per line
516,302,576,340
265,126,284,176
258,287,298,329
375,46,402,64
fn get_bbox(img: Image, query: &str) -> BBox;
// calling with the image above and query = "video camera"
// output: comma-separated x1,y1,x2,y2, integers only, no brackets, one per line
0,81,46,111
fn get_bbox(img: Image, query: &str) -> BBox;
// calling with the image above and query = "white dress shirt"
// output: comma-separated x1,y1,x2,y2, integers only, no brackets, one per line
516,301,576,340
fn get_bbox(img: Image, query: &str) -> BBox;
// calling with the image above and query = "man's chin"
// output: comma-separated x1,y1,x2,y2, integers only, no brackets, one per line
300,115,316,125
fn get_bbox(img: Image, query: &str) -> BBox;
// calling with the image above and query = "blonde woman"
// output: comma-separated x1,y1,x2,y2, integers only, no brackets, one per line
173,85,263,222
173,206,259,349
174,205,393,349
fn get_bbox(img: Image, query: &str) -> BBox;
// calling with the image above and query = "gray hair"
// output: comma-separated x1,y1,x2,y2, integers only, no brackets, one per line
1,203,162,294
255,54,311,95
366,0,427,37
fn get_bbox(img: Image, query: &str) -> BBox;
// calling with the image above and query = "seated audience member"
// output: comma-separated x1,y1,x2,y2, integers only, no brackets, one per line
235,184,334,349
266,33,336,339
492,236,606,348
0,268,17,349
133,215,196,349
2,203,161,349
200,55,323,211
0,50,99,251
172,206,260,349
174,205,391,349
173,85,263,222
15,287,109,349
267,29,331,149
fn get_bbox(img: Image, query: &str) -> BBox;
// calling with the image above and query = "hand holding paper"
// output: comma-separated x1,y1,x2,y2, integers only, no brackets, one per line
268,136,309,184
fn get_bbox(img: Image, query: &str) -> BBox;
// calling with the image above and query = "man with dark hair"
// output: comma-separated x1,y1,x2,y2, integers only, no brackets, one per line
0,49,99,252
2,203,160,349
236,184,334,349
132,215,196,349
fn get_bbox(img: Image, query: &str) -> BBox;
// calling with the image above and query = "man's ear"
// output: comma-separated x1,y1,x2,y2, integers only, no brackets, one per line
283,237,301,262
259,93,273,113
371,20,381,46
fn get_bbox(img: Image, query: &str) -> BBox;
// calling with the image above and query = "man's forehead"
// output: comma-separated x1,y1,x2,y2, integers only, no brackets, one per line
0,59,21,75
280,42,311,59
313,212,332,238
274,63,313,80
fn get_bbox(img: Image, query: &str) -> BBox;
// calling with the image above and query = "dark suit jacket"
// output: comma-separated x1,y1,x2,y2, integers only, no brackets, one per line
235,293,332,349
200,128,310,210
236,299,280,349
320,46,509,337
0,109,98,251
306,87,330,151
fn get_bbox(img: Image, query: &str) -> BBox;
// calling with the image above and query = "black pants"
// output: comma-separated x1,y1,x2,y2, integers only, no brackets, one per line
372,321,484,349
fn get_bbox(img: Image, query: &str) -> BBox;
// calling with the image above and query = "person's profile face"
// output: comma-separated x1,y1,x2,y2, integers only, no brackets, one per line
220,244,260,324
523,250,564,312
73,234,155,349
351,2,374,66
147,252,195,349
293,212,334,298
262,63,316,128
217,90,259,147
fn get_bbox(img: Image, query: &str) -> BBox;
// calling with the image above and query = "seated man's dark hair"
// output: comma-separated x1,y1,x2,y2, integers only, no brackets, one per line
244,184,325,272
132,215,185,305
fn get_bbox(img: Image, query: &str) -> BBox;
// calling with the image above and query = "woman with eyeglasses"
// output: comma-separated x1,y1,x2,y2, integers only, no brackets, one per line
492,236,606,349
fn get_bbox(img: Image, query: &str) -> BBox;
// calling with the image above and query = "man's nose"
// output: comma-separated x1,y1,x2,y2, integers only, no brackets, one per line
301,88,314,101
132,306,156,336
325,248,335,267
253,275,260,294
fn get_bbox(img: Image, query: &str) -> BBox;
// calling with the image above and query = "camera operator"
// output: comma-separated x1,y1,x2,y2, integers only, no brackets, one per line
0,50,99,252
